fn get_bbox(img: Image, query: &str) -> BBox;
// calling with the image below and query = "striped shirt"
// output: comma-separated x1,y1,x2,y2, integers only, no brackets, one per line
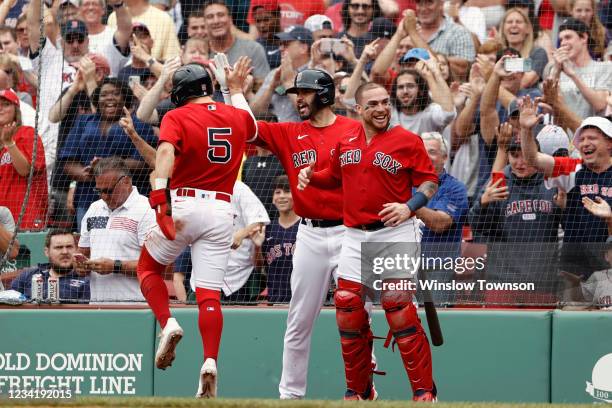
426,16,475,61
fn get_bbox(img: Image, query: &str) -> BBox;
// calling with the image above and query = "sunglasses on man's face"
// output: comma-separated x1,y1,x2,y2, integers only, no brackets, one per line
94,175,126,195
349,3,373,10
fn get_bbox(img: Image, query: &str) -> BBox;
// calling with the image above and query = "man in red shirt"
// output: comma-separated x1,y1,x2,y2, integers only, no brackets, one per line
298,82,439,401
136,57,256,399
248,69,364,399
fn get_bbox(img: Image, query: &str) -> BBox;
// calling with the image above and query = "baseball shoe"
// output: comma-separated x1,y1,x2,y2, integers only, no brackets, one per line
196,358,217,398
155,317,183,370
343,383,378,401
412,390,437,402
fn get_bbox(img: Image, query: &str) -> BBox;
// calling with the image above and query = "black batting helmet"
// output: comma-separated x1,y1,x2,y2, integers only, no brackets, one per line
286,69,335,107
170,63,213,107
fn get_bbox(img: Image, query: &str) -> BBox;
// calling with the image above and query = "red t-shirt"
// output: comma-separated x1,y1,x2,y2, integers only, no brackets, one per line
311,125,438,227
0,126,48,230
248,0,326,31
159,102,257,194
254,115,362,220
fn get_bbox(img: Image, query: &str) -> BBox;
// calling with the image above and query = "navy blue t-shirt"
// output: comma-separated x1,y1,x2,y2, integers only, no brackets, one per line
262,218,299,303
10,265,90,303
546,157,612,276
58,113,157,210
257,38,281,69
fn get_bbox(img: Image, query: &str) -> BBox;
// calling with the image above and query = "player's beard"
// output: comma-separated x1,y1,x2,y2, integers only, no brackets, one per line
300,100,320,120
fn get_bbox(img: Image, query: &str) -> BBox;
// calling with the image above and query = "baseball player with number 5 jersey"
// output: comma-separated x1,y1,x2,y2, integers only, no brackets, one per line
136,57,257,399
299,83,439,401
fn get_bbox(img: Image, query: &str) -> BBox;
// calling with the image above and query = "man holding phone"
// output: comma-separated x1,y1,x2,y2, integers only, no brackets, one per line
75,156,155,304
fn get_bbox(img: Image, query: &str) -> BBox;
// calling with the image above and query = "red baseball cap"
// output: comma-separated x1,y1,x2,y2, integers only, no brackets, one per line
0,89,20,106
247,0,280,24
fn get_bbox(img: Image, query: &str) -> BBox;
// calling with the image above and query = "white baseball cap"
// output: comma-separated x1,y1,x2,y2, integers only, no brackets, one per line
304,15,334,33
536,125,570,156
572,116,612,148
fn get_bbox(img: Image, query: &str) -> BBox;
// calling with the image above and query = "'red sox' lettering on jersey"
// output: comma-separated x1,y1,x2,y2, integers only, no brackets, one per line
253,116,363,220
292,149,317,168
372,152,402,174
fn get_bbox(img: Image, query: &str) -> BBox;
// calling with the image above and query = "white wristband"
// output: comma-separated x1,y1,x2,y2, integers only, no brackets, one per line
154,178,168,190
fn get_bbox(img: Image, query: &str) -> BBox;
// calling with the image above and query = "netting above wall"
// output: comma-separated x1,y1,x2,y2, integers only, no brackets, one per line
0,0,611,308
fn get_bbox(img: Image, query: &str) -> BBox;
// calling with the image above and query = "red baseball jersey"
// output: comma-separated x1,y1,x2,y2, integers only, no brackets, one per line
254,115,362,220
160,102,256,194
310,125,438,227
0,126,48,229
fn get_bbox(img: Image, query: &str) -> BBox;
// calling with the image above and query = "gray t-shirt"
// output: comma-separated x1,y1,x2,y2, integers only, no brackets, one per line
255,65,310,123
212,38,271,81
0,206,15,233
547,60,612,119
390,103,457,135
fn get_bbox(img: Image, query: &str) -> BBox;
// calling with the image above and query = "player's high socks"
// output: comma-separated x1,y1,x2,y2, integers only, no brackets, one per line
138,246,171,328
196,287,223,360
138,246,183,370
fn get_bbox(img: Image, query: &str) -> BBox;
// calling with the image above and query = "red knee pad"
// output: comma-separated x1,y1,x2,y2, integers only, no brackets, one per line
381,290,434,396
334,279,373,395
196,287,221,306
381,290,419,334
137,246,166,284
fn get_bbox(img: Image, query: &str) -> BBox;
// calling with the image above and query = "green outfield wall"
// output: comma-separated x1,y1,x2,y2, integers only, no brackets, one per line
0,308,610,403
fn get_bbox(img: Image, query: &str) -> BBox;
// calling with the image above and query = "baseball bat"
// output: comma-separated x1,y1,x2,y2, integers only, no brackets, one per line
418,269,444,346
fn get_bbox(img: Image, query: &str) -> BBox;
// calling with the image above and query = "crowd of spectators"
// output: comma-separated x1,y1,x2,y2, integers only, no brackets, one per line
0,0,611,307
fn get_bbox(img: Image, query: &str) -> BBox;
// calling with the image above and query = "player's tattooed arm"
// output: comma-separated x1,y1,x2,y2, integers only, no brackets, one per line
417,181,439,200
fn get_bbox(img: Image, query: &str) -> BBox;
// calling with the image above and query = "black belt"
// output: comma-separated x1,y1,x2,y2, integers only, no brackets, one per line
354,221,386,231
301,218,344,228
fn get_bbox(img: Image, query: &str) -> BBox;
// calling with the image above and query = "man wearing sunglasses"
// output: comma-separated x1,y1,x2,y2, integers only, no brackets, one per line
76,156,155,304
339,0,381,58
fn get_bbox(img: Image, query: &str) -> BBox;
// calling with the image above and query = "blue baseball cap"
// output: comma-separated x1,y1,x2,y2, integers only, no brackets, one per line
399,48,430,63
275,26,313,46
62,19,88,38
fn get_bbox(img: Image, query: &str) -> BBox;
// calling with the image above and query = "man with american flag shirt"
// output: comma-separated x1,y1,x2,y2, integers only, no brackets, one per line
75,156,156,303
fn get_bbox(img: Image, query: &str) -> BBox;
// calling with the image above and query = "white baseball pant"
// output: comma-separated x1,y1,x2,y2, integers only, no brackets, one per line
338,218,422,284
279,221,344,399
145,189,234,290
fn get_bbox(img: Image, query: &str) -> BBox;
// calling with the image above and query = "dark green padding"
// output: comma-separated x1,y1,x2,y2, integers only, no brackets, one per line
551,310,612,403
154,309,551,401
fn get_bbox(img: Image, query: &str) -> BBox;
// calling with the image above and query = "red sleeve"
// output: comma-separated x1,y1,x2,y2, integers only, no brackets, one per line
310,141,342,189
252,121,283,155
16,127,46,173
159,111,183,152
408,133,439,187
550,156,582,178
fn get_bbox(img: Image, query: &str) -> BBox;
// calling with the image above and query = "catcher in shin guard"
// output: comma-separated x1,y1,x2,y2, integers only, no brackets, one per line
334,279,378,401
382,287,436,402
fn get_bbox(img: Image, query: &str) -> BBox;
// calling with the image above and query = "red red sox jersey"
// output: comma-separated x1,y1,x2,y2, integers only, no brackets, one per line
254,115,362,220
310,125,438,227
0,126,48,229
160,102,257,194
